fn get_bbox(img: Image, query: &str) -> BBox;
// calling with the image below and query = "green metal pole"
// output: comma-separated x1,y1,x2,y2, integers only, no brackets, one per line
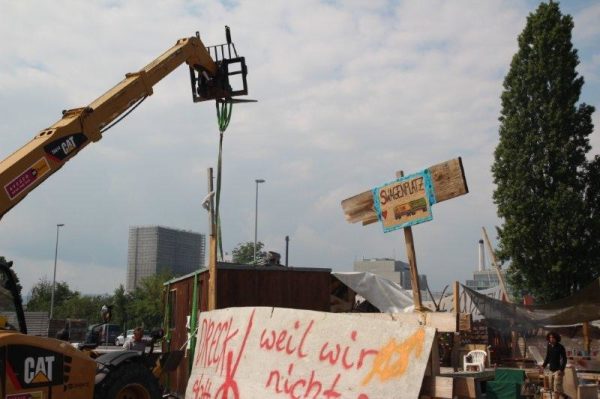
188,272,199,372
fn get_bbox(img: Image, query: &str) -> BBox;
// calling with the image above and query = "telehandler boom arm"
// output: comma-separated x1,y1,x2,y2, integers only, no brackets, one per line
0,30,248,219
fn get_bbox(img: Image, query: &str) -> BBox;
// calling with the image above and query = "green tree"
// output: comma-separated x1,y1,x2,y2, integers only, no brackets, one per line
111,285,131,331
231,241,266,264
56,294,111,322
128,272,171,329
26,278,79,313
492,1,598,302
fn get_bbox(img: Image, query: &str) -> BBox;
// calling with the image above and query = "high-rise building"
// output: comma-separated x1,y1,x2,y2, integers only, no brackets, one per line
126,226,206,292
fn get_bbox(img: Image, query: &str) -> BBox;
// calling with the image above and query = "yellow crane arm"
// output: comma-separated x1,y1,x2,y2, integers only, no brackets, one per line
0,31,248,219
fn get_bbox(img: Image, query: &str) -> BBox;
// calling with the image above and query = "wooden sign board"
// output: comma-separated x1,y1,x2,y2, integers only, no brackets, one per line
373,171,435,232
341,157,468,226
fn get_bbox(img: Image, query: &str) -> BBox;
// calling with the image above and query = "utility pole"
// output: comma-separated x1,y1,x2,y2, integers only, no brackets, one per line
285,235,290,266
50,223,65,320
253,179,265,264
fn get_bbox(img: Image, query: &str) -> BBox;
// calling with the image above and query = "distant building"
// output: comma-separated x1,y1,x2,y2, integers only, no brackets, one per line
465,239,506,291
353,258,429,292
465,269,504,291
126,226,206,292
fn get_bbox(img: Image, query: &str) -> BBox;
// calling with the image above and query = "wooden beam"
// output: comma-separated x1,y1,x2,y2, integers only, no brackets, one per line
453,281,460,313
420,376,453,398
421,375,486,399
354,311,460,333
482,226,511,303
583,321,591,353
404,226,424,310
340,157,468,225
361,215,378,226
397,170,424,311
428,157,469,203
345,205,376,223
459,313,472,332
340,190,373,214
207,168,217,311
453,376,481,398
430,332,440,376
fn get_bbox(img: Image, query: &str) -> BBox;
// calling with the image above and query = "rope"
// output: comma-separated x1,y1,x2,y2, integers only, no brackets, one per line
214,100,233,261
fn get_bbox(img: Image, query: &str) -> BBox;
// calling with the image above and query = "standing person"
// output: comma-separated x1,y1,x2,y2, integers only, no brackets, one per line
539,331,568,398
123,326,146,352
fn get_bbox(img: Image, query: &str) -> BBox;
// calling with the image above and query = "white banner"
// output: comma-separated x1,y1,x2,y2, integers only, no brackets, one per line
186,307,435,399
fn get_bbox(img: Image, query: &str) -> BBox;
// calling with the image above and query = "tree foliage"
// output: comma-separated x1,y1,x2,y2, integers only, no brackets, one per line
127,272,171,329
26,277,79,313
58,294,111,321
492,1,599,302
111,285,130,331
24,273,171,331
231,241,266,264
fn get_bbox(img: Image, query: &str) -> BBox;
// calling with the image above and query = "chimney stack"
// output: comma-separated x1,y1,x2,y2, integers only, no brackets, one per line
478,239,485,271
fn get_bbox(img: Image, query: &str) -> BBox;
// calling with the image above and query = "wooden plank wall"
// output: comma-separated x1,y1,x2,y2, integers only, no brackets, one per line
164,265,331,395
164,271,209,395
216,267,331,311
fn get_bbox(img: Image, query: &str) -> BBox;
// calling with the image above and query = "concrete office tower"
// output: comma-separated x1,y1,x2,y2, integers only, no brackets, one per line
126,226,206,292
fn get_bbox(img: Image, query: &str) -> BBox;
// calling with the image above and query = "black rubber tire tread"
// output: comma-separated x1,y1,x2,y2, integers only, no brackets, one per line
94,360,161,399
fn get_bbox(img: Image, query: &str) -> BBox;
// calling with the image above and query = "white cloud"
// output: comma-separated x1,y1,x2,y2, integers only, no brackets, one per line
0,0,598,297
4,251,124,298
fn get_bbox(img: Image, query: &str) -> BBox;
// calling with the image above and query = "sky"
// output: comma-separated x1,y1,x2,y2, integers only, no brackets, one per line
0,0,599,297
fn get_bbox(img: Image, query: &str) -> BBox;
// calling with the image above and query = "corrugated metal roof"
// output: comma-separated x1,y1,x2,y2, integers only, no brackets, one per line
6,311,49,336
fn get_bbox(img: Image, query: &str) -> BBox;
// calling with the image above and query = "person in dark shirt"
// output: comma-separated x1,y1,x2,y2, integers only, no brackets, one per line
540,331,568,398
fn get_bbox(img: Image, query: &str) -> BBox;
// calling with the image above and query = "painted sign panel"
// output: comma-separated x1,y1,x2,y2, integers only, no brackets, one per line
372,170,436,232
4,158,50,200
43,133,88,162
6,393,43,399
186,307,435,399
6,345,64,389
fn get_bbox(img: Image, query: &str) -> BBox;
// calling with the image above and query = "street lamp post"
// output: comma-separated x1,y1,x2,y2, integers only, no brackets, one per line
50,223,65,320
254,179,265,264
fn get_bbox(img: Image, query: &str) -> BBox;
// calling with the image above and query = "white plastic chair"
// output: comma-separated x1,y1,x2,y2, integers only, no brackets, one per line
463,349,487,372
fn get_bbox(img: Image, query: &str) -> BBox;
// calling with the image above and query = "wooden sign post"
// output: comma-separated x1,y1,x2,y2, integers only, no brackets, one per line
396,170,425,310
207,167,217,311
341,158,468,312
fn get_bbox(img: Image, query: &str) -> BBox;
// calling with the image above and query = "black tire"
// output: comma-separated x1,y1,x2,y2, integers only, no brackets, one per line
94,361,161,399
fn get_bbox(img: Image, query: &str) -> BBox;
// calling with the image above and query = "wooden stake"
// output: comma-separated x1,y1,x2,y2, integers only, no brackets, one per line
482,227,518,358
452,281,462,371
397,170,423,311
482,227,511,303
453,281,460,314
404,227,424,310
583,321,591,354
207,168,217,311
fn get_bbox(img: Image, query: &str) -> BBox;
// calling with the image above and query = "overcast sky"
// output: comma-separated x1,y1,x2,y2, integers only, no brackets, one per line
0,0,599,297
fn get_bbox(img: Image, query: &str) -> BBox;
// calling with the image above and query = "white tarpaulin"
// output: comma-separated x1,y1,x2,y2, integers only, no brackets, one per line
186,307,435,399
332,271,414,313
